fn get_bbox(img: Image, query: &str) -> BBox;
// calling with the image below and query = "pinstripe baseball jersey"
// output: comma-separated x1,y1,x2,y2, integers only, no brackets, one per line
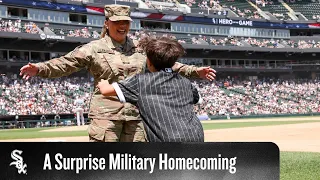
112,69,204,142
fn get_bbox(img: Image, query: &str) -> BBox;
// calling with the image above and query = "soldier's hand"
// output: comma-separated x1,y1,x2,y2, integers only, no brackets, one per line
197,66,216,81
20,63,39,80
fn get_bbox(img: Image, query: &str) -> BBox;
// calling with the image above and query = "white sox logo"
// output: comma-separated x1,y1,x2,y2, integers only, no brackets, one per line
10,150,27,175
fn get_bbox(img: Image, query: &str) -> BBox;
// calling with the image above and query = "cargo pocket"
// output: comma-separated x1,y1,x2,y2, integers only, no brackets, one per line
87,124,105,141
102,54,122,77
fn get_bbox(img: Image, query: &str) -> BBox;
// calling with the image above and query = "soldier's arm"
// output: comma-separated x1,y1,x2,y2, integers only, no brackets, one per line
172,62,199,78
172,62,216,80
35,45,93,78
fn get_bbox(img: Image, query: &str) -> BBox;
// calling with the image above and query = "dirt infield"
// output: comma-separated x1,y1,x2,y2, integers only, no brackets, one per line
2,117,320,152
205,122,320,153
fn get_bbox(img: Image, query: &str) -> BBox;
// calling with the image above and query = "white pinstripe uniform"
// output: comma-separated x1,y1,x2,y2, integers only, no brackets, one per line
112,68,204,142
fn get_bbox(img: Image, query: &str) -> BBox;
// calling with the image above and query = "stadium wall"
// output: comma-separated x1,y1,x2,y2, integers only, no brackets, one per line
1,112,320,122
209,113,320,120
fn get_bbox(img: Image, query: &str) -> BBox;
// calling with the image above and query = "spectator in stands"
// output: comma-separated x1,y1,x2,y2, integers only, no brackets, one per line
192,77,320,116
0,19,22,33
2,74,320,117
0,76,91,115
19,4,216,142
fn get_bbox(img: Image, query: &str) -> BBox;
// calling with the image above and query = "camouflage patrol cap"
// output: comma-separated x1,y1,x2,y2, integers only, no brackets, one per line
104,5,132,21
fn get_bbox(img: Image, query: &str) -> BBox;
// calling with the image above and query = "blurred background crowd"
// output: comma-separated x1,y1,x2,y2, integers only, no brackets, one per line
2,74,320,117
1,18,319,49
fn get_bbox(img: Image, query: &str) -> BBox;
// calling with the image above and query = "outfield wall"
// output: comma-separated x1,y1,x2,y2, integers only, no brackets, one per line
1,112,320,122
2,113,320,129
209,113,320,120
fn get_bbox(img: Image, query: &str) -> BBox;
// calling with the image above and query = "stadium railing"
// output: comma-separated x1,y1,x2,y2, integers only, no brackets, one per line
0,118,90,129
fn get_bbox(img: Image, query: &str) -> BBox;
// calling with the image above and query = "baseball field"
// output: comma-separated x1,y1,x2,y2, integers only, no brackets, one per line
1,116,320,180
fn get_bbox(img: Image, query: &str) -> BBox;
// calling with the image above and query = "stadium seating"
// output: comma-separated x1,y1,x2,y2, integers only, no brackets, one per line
193,78,320,116
258,1,292,20
0,76,92,115
1,75,320,117
288,0,320,20
0,19,40,34
3,20,320,50
143,0,179,11
220,0,262,19
50,27,94,38
3,0,320,123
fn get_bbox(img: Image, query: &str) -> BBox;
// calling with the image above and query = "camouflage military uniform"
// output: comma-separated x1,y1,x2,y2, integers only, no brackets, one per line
35,5,200,142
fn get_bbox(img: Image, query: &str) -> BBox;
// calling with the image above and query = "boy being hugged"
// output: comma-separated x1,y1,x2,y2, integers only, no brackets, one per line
97,37,204,142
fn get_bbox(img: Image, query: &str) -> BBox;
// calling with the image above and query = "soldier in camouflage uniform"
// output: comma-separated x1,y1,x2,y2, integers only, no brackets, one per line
20,5,216,142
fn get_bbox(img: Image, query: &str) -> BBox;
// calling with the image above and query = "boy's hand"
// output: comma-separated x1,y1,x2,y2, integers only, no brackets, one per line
97,79,109,90
97,79,116,96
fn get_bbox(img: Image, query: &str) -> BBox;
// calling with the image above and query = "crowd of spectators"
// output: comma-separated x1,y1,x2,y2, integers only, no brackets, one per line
3,20,320,50
312,15,320,20
252,0,270,7
128,30,320,49
144,0,180,11
284,40,320,49
2,20,320,50
244,38,281,48
0,75,92,115
0,19,39,34
183,0,259,19
168,0,309,21
128,30,242,46
3,17,320,50
252,0,294,20
197,0,221,10
53,27,100,39
182,0,218,9
272,13,291,20
193,78,320,116
221,4,262,19
2,74,320,117
0,18,100,38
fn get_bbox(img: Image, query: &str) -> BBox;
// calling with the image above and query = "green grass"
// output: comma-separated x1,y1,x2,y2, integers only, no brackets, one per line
213,115,320,121
0,127,87,140
202,120,320,130
0,120,319,140
1,121,320,180
281,151,320,180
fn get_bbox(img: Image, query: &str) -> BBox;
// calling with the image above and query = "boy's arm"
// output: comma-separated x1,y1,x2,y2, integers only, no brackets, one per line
97,80,117,96
98,76,140,105
116,75,139,104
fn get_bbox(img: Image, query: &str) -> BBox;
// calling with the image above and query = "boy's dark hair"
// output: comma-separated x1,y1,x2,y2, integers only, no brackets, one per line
138,36,185,71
